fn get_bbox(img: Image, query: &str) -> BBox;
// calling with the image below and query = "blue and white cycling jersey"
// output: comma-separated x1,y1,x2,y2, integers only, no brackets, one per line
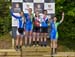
10,11,25,28
50,20,61,39
41,15,48,27
24,13,34,31
24,13,33,25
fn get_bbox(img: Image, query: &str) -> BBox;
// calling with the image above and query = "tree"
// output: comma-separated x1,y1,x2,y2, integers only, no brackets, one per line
56,0,75,50
0,0,11,36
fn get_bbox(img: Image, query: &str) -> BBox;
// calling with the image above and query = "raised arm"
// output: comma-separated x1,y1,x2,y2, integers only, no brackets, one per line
10,9,22,19
60,12,64,23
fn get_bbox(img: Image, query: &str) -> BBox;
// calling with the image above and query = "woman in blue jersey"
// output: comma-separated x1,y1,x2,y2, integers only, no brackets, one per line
40,10,48,47
33,11,41,46
50,12,64,55
24,8,34,46
10,10,25,51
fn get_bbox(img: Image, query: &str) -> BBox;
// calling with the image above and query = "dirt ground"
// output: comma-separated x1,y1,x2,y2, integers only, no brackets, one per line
0,34,12,49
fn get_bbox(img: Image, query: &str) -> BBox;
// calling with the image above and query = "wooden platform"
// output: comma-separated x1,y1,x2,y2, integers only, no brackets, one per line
0,46,75,57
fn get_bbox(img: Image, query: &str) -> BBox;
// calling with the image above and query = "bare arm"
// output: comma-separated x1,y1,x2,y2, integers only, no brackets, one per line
60,12,64,23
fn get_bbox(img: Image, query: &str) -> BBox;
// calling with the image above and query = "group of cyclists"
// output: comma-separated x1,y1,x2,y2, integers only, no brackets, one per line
10,4,64,55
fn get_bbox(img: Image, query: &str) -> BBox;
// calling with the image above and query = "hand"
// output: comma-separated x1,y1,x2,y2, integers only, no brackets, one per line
9,6,11,9
62,12,64,16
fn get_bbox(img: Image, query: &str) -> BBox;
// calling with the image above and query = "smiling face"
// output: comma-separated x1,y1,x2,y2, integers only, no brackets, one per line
28,8,32,14
43,10,47,15
53,17,57,22
35,11,39,17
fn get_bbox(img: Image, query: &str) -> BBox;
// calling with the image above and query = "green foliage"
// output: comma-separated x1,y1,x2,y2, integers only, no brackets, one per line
0,1,11,36
56,0,75,50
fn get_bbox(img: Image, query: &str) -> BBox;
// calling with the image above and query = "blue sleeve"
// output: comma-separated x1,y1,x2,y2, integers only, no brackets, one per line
24,13,29,21
10,10,22,19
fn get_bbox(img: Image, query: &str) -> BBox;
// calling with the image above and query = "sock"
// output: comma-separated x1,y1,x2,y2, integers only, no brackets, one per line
20,46,22,49
15,46,19,51
16,46,18,49
40,42,43,46
43,41,47,47
51,48,53,55
37,41,39,45
55,48,57,54
33,41,36,45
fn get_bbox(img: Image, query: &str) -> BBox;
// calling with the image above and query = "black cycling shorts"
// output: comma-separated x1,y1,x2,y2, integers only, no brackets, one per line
33,26,40,33
18,28,24,34
41,27,48,33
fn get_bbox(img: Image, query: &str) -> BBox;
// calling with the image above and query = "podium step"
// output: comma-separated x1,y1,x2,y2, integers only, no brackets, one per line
0,47,75,57
22,46,50,56
22,46,50,51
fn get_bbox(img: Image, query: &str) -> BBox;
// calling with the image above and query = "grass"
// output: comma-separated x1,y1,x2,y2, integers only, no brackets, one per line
0,33,12,49
0,33,75,52
58,38,75,52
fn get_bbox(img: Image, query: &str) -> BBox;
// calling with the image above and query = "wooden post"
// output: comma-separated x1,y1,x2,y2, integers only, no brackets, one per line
12,38,15,49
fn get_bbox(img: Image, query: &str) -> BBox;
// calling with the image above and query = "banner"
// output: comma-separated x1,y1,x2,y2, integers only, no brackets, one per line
11,0,55,38
12,0,23,2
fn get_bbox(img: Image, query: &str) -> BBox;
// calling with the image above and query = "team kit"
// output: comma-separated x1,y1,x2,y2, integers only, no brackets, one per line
11,0,64,55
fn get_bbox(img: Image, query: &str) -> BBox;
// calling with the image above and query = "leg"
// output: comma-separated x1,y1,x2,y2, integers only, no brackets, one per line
33,32,36,42
29,31,32,46
55,33,58,53
44,33,47,42
43,27,48,46
16,35,20,47
55,40,58,54
53,33,58,54
55,40,57,48
51,32,57,54
12,27,17,39
50,40,53,55
36,32,40,45
15,35,20,51
20,35,23,48
40,28,44,46
16,30,20,47
53,40,57,54
25,31,28,46
53,40,55,54
37,33,40,41
40,33,44,46
32,32,36,45
43,33,47,46
50,40,53,48
33,26,36,43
